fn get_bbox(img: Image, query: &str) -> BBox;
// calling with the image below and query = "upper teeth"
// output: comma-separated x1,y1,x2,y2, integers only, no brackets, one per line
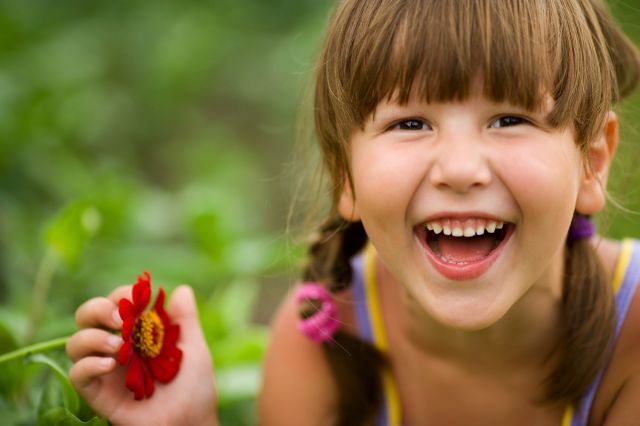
426,219,505,237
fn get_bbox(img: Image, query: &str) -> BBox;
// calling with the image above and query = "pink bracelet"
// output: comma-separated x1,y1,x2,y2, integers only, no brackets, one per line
295,282,340,344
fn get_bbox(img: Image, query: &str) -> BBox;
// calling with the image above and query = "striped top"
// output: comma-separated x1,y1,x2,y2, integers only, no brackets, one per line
351,239,640,426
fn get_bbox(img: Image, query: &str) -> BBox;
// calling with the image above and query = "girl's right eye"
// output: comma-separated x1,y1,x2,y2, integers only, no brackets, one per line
389,119,430,131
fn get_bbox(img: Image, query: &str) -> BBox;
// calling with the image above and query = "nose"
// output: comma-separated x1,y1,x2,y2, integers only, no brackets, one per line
429,134,492,193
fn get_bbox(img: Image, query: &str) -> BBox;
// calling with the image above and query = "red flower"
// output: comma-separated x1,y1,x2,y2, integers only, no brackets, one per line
117,271,182,400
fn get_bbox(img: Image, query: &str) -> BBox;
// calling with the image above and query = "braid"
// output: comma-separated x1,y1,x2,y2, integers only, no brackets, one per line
544,238,616,403
303,216,368,291
302,215,386,425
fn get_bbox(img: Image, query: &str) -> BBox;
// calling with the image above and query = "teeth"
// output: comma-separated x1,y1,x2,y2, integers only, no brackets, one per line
463,226,476,237
425,219,505,238
432,222,443,234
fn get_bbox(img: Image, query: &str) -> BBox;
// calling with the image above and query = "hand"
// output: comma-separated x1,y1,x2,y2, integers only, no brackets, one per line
66,285,218,426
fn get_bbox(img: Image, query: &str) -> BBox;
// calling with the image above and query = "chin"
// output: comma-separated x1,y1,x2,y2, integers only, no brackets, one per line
437,310,504,332
418,292,511,332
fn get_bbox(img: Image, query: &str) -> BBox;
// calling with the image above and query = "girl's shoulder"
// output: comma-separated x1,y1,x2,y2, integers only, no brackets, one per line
592,237,640,424
258,284,358,425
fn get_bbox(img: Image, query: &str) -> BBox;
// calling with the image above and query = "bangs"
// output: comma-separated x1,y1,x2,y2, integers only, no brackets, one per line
317,0,620,146
356,1,553,117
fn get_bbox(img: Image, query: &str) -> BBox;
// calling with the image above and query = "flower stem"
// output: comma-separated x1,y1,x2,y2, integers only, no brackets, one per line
0,336,69,364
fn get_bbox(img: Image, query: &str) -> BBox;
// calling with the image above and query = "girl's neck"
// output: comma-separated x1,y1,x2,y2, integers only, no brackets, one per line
378,254,565,372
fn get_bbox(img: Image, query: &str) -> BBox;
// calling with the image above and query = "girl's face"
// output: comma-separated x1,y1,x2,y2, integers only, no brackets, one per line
340,91,590,330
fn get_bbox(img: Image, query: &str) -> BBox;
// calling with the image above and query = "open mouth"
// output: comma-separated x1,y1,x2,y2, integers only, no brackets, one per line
416,218,514,280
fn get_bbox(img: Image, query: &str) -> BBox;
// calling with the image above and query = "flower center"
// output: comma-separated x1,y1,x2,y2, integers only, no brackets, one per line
133,310,164,358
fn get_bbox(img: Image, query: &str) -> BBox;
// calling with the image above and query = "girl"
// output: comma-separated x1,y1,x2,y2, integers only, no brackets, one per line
66,0,640,424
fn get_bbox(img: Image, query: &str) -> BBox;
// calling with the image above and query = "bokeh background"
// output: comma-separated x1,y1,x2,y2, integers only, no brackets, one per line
1,0,639,424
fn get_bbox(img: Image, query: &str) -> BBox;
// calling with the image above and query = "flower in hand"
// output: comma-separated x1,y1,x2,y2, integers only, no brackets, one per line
117,271,182,400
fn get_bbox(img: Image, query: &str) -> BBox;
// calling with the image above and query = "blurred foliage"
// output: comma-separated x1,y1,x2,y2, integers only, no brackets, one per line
1,0,640,425
0,0,333,424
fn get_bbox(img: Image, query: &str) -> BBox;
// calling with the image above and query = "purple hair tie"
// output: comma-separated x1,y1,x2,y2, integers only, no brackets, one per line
567,214,595,242
295,282,340,344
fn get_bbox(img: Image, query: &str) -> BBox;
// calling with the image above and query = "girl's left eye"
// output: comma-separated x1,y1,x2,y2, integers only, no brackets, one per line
489,116,528,128
390,119,430,131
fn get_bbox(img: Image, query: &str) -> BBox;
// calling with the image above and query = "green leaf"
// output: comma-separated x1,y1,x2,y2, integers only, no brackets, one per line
39,406,109,426
0,318,22,396
27,353,80,415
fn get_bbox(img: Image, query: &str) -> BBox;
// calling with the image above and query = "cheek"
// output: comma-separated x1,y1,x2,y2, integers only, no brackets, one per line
498,140,582,222
351,145,426,219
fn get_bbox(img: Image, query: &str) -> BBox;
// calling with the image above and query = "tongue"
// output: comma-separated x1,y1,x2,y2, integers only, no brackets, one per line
437,234,496,263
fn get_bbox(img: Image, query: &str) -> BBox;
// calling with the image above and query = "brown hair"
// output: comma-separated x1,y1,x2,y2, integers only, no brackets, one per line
303,0,640,423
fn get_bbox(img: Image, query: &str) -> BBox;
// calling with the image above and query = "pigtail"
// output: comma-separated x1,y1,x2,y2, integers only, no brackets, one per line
301,215,386,426
545,238,615,403
545,0,640,402
543,0,640,404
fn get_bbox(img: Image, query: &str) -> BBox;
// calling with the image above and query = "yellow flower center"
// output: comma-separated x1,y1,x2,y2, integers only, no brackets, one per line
133,310,164,358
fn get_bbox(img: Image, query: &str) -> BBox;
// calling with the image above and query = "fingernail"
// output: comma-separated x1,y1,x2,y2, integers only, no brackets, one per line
112,309,123,327
107,335,122,350
100,357,114,369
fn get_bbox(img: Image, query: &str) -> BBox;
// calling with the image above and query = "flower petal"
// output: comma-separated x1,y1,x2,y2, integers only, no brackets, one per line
142,361,155,398
132,274,151,312
121,317,135,340
118,298,135,321
118,341,133,365
149,347,182,383
153,287,166,311
125,355,146,400
163,324,180,346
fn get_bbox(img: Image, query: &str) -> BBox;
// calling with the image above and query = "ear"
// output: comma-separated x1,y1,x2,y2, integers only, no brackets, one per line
337,174,361,221
575,112,619,215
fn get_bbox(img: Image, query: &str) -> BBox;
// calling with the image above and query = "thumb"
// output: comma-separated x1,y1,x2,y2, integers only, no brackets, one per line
167,285,206,343
168,285,199,324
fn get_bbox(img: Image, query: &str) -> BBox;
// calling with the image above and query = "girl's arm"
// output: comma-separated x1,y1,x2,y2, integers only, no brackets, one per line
596,275,640,424
66,285,219,426
259,288,339,426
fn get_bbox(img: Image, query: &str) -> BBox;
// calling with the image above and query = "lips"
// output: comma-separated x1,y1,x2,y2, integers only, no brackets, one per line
415,217,514,281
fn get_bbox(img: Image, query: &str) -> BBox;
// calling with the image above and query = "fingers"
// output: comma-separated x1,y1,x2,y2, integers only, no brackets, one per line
107,285,133,305
66,328,123,362
68,356,116,393
75,297,123,330
74,285,132,330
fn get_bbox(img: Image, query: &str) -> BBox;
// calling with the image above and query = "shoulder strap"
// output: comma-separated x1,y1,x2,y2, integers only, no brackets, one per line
351,245,403,426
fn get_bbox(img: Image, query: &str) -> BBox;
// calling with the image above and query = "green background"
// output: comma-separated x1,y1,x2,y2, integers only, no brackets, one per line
0,0,639,424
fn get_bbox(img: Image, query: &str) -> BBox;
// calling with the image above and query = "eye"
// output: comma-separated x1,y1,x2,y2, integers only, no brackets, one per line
389,118,430,131
489,116,528,128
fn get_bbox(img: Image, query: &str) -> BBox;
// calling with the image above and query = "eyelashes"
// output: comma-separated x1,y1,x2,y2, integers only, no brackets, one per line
387,118,431,131
489,115,529,128
386,115,530,132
